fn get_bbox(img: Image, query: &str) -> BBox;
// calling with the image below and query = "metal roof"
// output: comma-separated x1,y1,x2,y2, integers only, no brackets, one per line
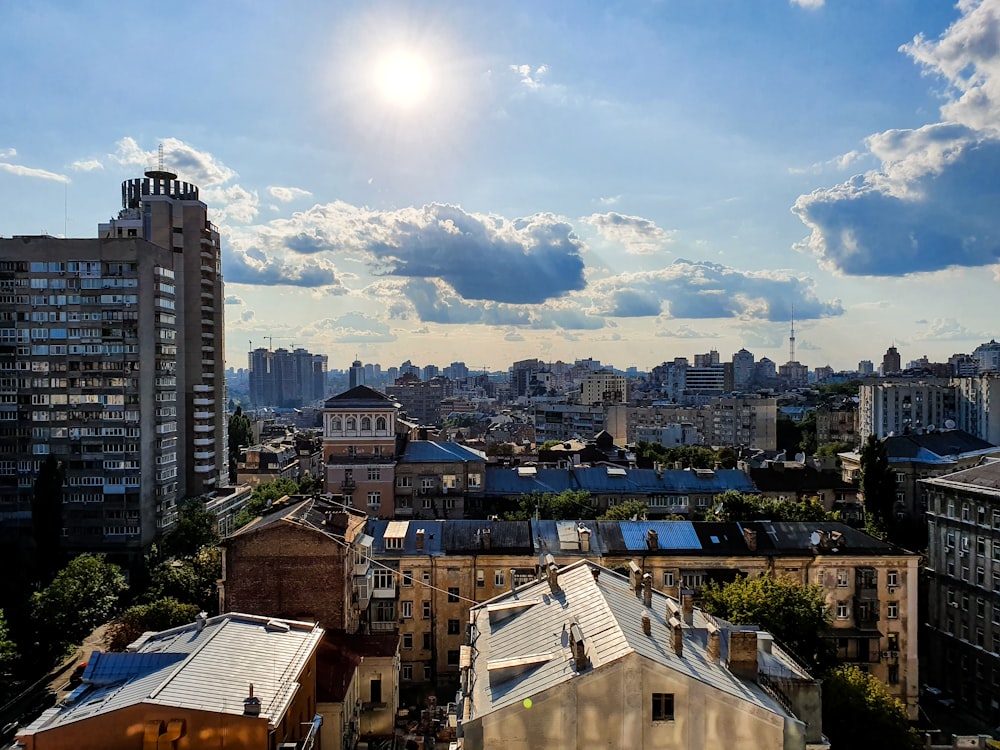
483,466,757,497
400,441,487,463
366,519,444,555
440,520,534,553
617,520,702,550
384,520,409,539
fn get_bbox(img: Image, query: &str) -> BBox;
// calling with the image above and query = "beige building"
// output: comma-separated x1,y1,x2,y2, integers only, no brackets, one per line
580,369,627,405
607,396,777,450
17,613,323,750
459,559,822,750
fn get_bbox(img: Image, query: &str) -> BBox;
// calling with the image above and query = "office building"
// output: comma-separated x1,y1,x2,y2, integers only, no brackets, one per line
0,167,227,560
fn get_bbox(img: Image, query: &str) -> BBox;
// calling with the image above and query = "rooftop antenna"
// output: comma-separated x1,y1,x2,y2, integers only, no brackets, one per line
145,143,177,180
788,304,796,364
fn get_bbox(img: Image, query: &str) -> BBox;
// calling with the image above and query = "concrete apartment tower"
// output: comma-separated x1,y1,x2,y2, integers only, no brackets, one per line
0,163,227,564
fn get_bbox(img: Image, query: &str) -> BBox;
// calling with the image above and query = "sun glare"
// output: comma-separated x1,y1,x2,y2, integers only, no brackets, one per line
375,51,431,108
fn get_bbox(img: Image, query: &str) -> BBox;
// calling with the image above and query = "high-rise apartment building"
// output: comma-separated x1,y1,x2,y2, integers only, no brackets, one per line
857,381,957,443
0,168,227,562
248,346,328,408
882,346,902,375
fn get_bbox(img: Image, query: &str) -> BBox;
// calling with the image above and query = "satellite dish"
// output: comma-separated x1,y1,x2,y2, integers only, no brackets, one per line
810,531,822,546
945,419,956,429
926,425,935,433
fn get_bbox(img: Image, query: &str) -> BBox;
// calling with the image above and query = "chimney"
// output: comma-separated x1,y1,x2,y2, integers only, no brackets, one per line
727,630,759,680
577,524,591,552
481,528,491,550
668,616,683,656
628,560,642,594
545,554,560,593
509,568,517,591
243,684,261,717
570,623,588,670
646,528,659,550
680,589,694,626
416,528,425,551
743,528,757,552
641,614,651,636
195,611,208,631
642,573,653,607
591,566,600,581
666,598,680,623
706,622,720,661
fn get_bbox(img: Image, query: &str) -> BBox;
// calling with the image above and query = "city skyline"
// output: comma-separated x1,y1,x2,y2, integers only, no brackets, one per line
2,1,999,371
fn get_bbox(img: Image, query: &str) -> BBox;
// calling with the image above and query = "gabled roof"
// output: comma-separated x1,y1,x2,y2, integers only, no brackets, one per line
223,496,366,544
883,429,998,464
323,385,400,409
465,560,802,720
21,614,323,736
400,441,487,463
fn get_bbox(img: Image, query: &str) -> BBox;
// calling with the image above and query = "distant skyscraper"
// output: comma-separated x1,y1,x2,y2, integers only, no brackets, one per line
0,165,227,561
973,340,1000,373
732,348,755,389
349,359,365,389
858,360,874,376
249,347,328,407
882,346,902,375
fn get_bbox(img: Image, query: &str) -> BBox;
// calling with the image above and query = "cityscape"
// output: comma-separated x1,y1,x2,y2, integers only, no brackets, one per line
3,1,1000,749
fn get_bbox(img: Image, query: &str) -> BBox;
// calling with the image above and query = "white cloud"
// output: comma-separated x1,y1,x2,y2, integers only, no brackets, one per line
0,148,16,158
583,212,675,254
510,63,549,90
203,184,259,225
112,137,236,186
0,162,70,183
790,0,824,8
268,186,313,202
70,159,103,172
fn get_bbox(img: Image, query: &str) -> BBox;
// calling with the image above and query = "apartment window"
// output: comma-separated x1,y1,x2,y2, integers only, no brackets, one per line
368,467,381,481
979,506,987,526
836,569,849,587
962,505,970,522
888,664,899,685
978,567,986,586
887,570,899,588
651,693,675,722
443,474,458,489
663,571,675,587
476,569,485,588
887,633,899,651
367,491,381,508
946,531,956,549
424,665,432,681
423,633,432,650
887,601,899,619
423,571,431,583
402,571,413,587
402,664,413,681
448,587,460,603
448,619,461,635
422,601,431,619
373,569,394,590
494,569,506,587
420,478,434,490
403,633,413,649
344,494,353,507
836,601,849,620
397,476,413,487
978,537,987,558
447,650,460,666
978,598,986,619
385,536,403,550
400,601,413,619
468,473,482,488
422,498,433,509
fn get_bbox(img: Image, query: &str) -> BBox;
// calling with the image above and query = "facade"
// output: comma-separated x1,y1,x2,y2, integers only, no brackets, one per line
956,374,1000,447
580,370,627,405
248,346,328,409
0,169,227,561
532,402,607,443
459,559,821,750
973,340,1000,374
815,401,858,447
17,612,323,750
858,380,957,443
386,376,453,425
606,397,777,450
922,460,1000,724
235,440,301,488
393,440,486,520
882,346,902,375
322,386,401,517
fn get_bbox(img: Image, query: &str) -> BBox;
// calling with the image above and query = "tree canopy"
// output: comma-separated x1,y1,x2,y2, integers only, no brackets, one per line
160,500,220,559
702,490,836,523
234,477,304,528
106,598,201,652
598,499,649,521
700,572,834,672
228,406,254,480
504,490,594,521
635,442,719,469
859,435,894,537
822,665,922,750
144,547,221,615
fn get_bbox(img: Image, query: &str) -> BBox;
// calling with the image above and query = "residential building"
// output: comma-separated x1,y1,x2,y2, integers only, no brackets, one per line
815,401,858,447
973,340,1000,374
858,380,957,443
235,440,300,487
510,358,543,399
322,385,401,517
922,459,1000,724
248,346,328,408
458,558,822,750
956,374,1000,447
387,376,453,425
748,461,861,519
882,346,902,376
393,440,486,520
580,369,627,405
732,348,756,389
17,612,323,750
606,397,776,450
0,167,227,562
532,402,606,443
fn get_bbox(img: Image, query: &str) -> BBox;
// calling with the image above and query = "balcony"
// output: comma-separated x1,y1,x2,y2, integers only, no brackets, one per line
372,583,396,599
341,478,356,491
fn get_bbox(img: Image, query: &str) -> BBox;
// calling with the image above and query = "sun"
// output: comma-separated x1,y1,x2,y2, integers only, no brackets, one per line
374,51,431,108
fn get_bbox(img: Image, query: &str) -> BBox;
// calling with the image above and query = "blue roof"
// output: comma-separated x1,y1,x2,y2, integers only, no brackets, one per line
484,465,756,497
617,520,702,550
401,441,486,463
366,519,445,555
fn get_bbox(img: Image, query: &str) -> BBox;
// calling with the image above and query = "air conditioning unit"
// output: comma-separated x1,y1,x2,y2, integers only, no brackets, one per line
889,650,899,657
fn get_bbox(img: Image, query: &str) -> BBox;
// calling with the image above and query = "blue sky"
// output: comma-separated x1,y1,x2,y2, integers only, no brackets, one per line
2,0,998,373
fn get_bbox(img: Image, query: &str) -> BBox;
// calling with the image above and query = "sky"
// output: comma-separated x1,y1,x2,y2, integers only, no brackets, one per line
2,0,999,374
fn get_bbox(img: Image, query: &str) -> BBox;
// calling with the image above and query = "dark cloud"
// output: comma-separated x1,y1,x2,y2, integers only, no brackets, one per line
222,246,342,288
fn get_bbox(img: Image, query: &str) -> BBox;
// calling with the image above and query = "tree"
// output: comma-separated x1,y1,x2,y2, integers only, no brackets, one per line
822,665,922,750
297,472,322,495
228,406,254,480
31,454,66,581
599,499,649,521
859,435,895,537
160,500,219,559
485,442,515,457
0,608,16,691
504,490,594,521
797,411,818,456
31,554,127,657
234,477,302,528
106,598,201,652
816,441,852,458
700,573,835,672
635,442,718,469
702,491,835,523
145,547,221,614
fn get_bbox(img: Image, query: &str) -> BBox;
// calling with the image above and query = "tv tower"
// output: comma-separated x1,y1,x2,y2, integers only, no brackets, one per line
789,305,796,363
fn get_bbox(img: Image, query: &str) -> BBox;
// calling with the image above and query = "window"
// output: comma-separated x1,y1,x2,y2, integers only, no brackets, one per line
887,632,899,651
448,619,461,635
836,569,849,587
448,587,460,603
402,571,413,587
374,569,394,590
368,467,381,481
887,601,899,619
946,531,956,549
331,417,342,431
962,504,970,522
403,633,413,649
397,476,413,487
422,601,431,619
346,417,356,431
468,472,482,488
443,474,458,489
978,537,987,557
651,693,674,722
423,633,432,650
367,491,381,508
447,650,460,666
361,417,372,431
836,601,849,620
420,477,434,490
888,664,899,685
376,416,387,431
887,570,899,588
494,569,506,587
476,569,485,588
663,571,675,587
424,666,432,681
385,535,403,550
400,601,413,619
402,664,413,681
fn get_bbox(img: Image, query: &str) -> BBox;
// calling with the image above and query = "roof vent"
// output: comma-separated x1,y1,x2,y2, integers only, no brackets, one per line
243,684,262,717
641,615,651,636
570,623,588,670
264,618,291,632
646,528,659,549
545,553,560,593
195,611,208,630
642,573,653,607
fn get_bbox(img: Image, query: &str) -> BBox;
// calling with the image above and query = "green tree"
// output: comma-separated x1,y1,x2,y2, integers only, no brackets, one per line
636,442,718,469
700,573,834,672
599,499,649,520
31,454,66,581
161,500,220,559
297,472,322,495
822,665,922,750
859,435,895,537
504,490,594,520
106,598,201,652
228,406,254,480
145,546,221,614
716,446,738,469
0,608,17,694
31,554,128,657
234,477,302,528
485,442,515,457
816,441,852,458
703,490,835,523
797,411,818,456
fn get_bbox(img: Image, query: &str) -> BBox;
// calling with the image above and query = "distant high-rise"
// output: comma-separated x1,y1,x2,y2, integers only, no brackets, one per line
249,347,328,407
882,346,902,375
858,360,874,376
0,165,228,560
349,359,365,389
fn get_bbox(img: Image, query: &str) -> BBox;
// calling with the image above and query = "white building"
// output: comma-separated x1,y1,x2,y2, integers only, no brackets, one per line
580,370,627,405
858,381,957,443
